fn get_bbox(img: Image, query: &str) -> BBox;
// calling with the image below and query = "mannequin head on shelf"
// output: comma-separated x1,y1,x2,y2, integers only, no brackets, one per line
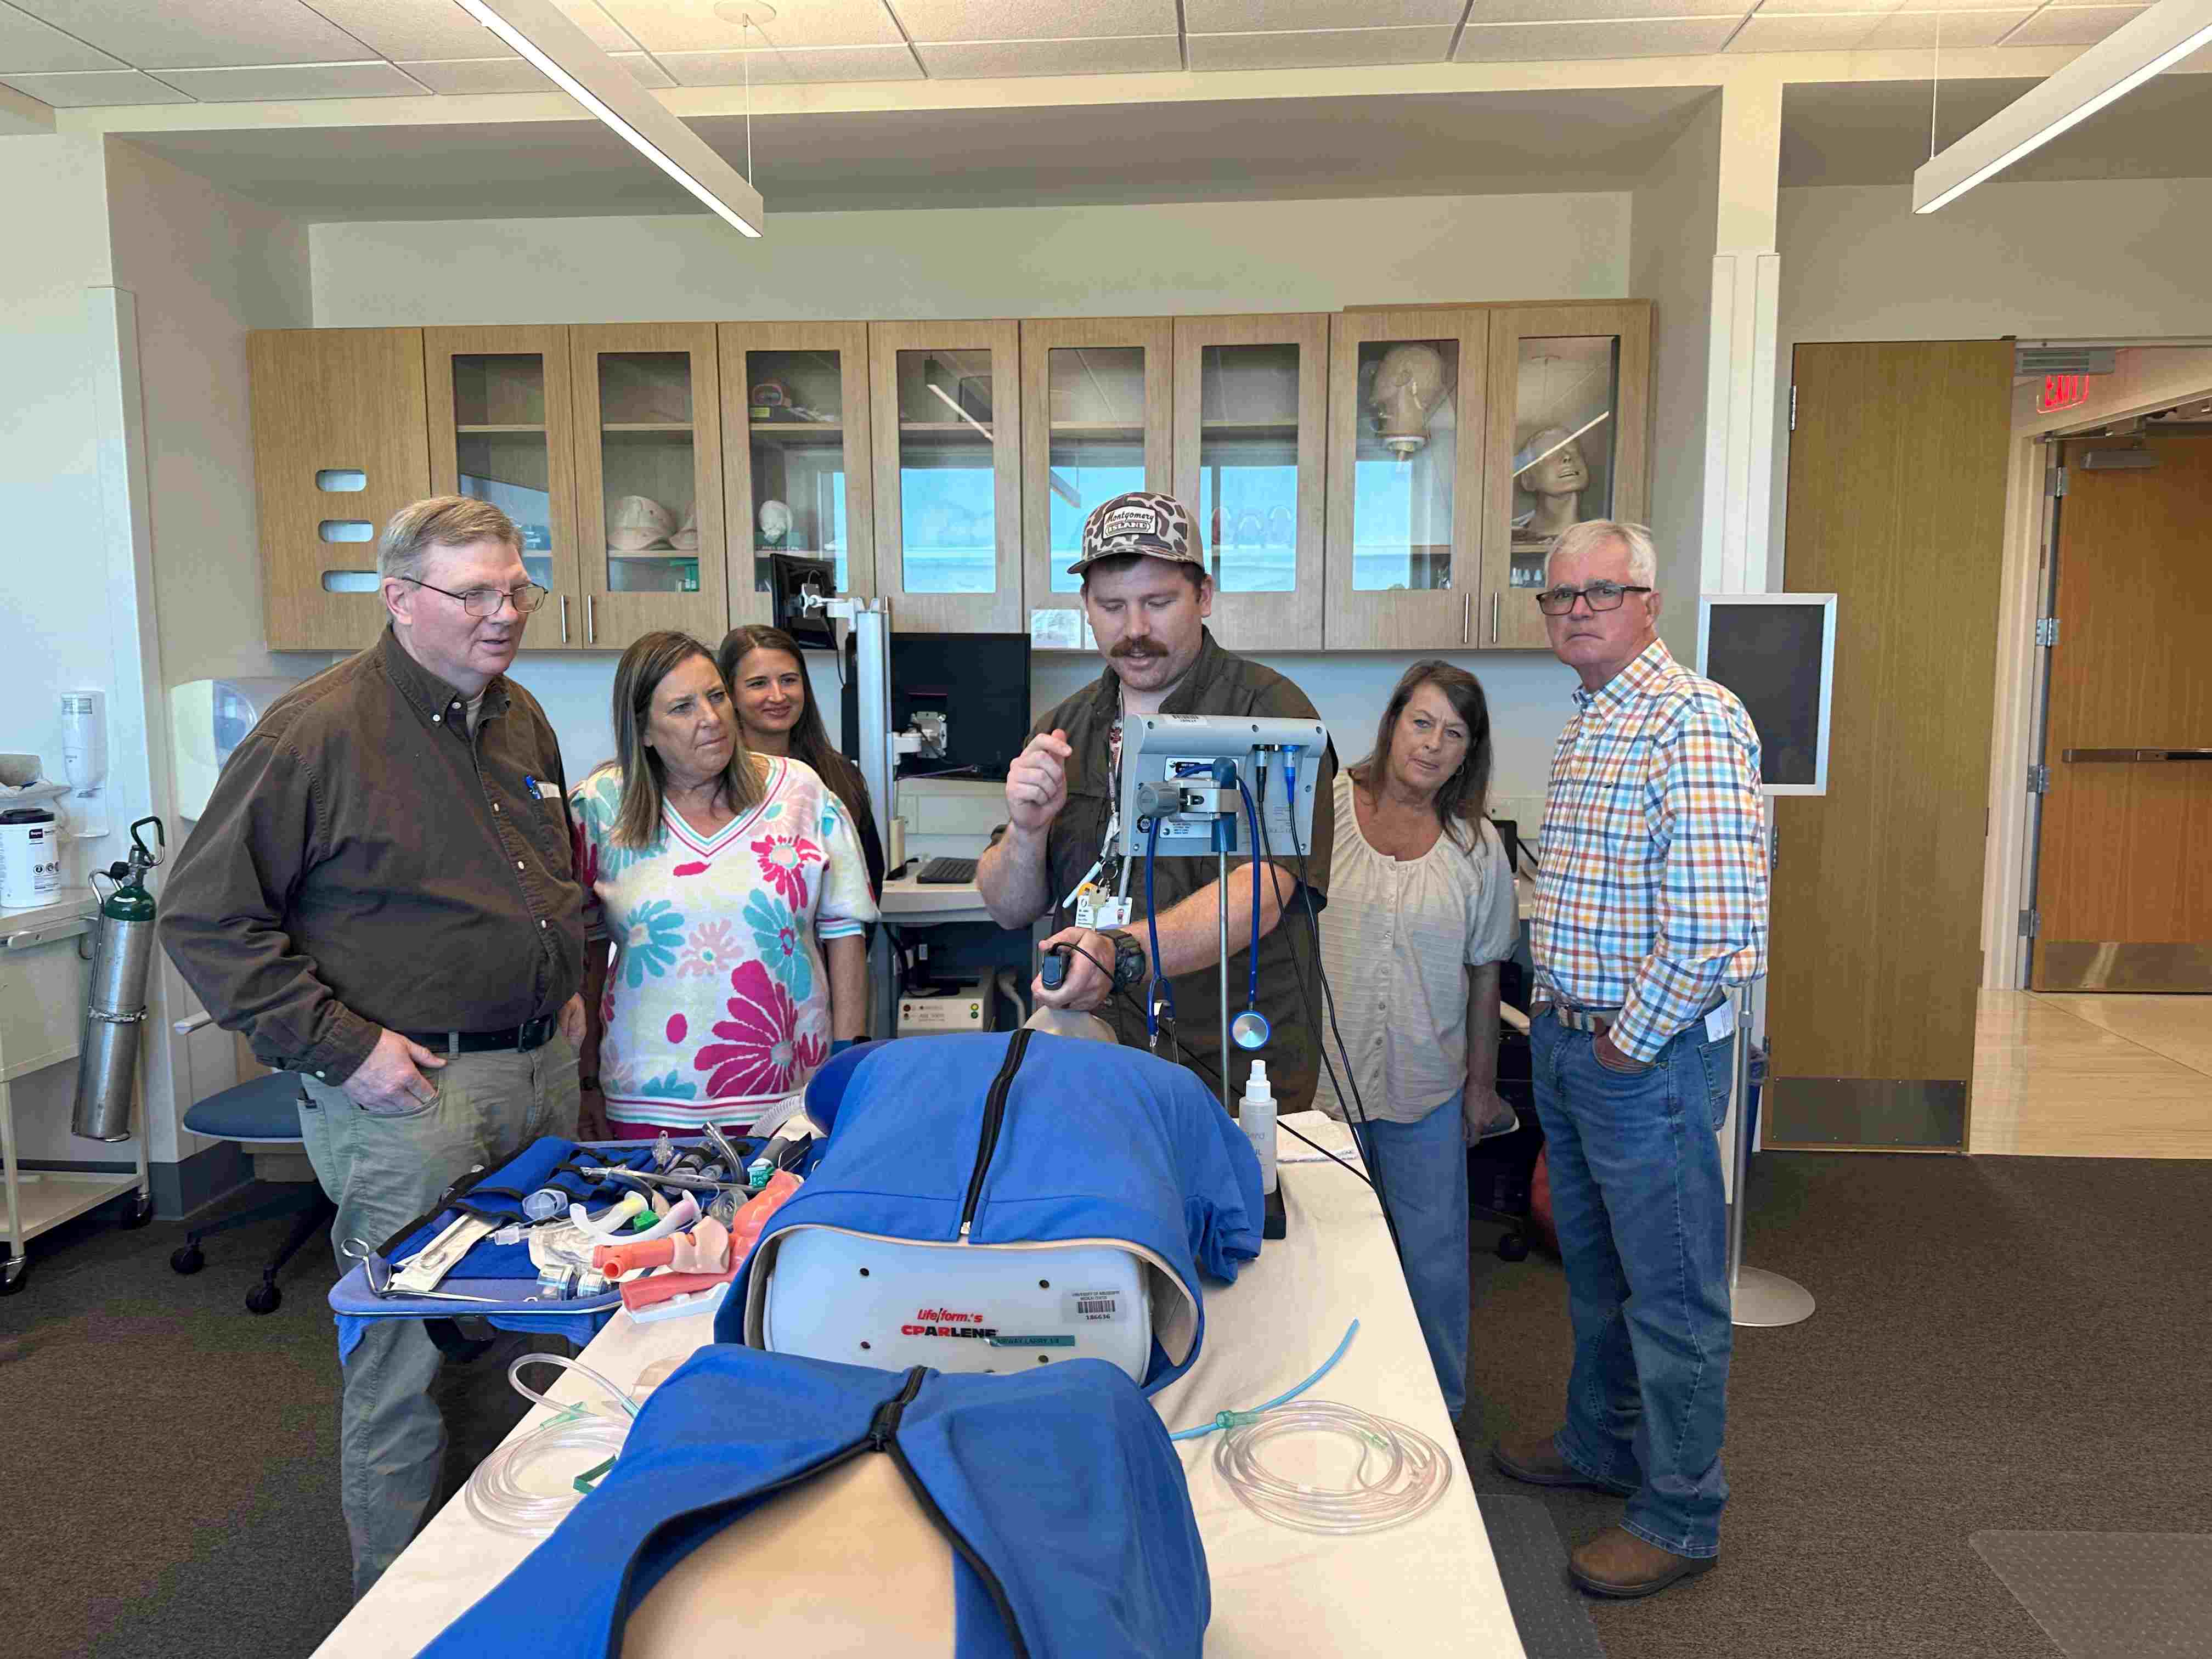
1370,342,1452,460
1515,427,1590,540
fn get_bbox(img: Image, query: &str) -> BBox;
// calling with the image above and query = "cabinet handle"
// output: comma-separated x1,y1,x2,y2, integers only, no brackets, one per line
560,595,569,645
1461,594,1470,645
586,595,596,646
1490,592,1499,644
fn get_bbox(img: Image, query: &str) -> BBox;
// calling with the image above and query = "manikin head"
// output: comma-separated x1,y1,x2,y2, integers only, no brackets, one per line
1371,342,1452,460
1517,427,1590,499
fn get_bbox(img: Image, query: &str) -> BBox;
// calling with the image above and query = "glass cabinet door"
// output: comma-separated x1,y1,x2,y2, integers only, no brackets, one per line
1021,319,1171,650
571,324,727,651
720,322,874,630
1482,303,1651,650
1323,310,1488,650
1173,314,1329,652
425,326,581,648
868,321,1023,634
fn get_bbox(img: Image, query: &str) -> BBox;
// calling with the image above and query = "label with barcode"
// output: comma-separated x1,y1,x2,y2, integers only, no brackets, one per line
1064,1289,1121,1323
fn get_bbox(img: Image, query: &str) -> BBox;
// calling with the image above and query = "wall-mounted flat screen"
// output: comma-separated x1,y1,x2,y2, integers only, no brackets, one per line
1696,594,1837,795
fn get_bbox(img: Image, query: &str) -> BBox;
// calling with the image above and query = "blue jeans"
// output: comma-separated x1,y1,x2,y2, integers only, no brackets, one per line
1530,1011,1735,1558
1352,1094,1470,1419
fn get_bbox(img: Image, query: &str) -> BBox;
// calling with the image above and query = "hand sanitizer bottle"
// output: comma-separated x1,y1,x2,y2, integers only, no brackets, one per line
1242,1060,1278,1197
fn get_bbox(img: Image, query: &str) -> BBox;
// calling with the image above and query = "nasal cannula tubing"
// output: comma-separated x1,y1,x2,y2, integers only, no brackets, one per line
464,1354,644,1538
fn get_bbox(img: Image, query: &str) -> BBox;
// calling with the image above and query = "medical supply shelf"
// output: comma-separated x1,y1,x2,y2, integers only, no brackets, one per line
0,888,153,1292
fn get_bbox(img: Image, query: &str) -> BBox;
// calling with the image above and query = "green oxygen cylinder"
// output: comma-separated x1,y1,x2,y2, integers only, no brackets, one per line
72,816,165,1142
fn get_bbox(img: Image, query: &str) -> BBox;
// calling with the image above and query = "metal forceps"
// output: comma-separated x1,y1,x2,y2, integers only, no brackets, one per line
341,1237,500,1303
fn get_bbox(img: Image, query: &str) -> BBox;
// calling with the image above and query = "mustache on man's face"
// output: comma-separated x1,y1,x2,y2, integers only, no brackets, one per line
1110,640,1166,660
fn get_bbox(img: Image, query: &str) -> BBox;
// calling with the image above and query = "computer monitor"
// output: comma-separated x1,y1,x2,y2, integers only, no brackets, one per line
768,552,838,651
843,631,1032,782
1696,592,1837,795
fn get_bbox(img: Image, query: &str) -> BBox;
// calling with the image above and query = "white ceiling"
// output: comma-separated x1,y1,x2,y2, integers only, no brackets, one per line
0,0,2172,105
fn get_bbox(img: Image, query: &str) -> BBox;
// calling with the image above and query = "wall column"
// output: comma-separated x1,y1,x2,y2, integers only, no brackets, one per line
1700,71,1784,597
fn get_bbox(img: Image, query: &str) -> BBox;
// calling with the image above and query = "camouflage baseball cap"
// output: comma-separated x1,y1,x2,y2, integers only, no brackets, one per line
1067,490,1205,577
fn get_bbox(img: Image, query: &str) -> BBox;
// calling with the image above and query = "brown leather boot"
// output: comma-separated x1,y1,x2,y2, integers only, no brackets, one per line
1491,1431,1629,1494
1568,1525,1718,1599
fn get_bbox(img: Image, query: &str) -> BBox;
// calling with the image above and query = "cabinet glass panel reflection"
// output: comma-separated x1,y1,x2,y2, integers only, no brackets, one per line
1350,338,1458,592
1508,336,1621,593
598,351,699,595
1046,346,1147,594
897,348,997,595
1197,342,1300,594
747,348,849,592
452,353,555,588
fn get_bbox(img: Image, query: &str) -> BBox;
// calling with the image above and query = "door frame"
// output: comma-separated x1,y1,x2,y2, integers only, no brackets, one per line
1980,345,2212,991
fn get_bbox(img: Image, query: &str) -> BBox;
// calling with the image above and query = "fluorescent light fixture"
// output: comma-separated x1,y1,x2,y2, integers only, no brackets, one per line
1914,0,2212,213
456,0,764,236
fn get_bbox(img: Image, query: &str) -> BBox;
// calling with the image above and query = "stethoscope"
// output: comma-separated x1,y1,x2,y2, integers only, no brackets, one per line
1228,774,1270,1053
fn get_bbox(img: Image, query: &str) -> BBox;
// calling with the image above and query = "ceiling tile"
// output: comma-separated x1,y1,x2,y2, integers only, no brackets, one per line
2000,4,2143,46
655,43,921,83
11,0,374,69
150,60,430,99
1727,13,1885,50
1186,0,1465,26
0,0,119,71
916,35,1181,76
1468,0,1750,20
888,0,1178,44
1455,16,1741,57
305,1,509,62
1864,9,2032,47
597,0,904,53
1719,0,1895,12
392,54,548,92
1188,24,1455,69
0,65,189,102
610,49,674,84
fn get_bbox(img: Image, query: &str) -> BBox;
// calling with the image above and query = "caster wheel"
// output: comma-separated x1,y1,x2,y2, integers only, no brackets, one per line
246,1283,282,1316
1496,1232,1531,1263
121,1195,154,1231
0,1258,25,1295
171,1245,206,1276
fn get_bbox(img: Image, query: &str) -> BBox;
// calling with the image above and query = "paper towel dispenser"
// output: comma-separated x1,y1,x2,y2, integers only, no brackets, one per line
169,678,300,821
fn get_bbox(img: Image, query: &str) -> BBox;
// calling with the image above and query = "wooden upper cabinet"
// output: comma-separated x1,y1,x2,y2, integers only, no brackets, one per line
868,320,1023,635
1479,301,1652,650
1323,308,1489,650
569,323,727,652
1173,313,1329,653
425,325,584,649
1019,317,1173,648
250,328,430,651
720,322,876,633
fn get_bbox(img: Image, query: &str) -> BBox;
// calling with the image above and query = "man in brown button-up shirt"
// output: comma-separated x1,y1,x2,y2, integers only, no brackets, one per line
161,496,586,1597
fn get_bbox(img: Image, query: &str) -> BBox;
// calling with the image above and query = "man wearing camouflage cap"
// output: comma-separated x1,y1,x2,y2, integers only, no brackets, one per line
977,491,1337,1108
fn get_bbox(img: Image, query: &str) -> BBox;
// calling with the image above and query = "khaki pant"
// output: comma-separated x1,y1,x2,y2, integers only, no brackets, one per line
298,1036,579,1598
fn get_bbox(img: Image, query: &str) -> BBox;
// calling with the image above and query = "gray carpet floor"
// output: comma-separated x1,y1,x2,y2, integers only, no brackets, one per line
4,1149,2208,1658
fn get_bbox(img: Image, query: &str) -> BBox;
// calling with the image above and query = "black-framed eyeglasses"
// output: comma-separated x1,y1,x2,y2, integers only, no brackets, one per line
404,577,550,618
1535,581,1653,616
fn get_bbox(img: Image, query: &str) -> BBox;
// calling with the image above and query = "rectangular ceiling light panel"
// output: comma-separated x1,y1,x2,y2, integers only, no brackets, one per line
1912,0,2212,211
456,0,765,235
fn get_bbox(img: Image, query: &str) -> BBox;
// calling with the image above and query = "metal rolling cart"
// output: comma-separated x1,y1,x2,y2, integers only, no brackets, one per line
0,889,154,1294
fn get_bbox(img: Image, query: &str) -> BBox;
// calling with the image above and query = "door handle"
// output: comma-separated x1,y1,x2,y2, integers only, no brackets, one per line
560,594,569,645
586,595,596,646
1461,594,1470,645
2062,747,2212,762
1491,592,1500,644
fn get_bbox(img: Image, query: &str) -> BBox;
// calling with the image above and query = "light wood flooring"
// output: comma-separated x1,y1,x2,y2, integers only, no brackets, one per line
1972,990,2212,1157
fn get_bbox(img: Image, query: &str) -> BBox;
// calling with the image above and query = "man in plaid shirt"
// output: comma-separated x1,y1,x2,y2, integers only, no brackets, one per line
1493,520,1768,1600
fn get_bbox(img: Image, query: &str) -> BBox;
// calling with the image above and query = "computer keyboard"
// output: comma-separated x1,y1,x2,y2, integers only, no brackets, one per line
916,856,978,885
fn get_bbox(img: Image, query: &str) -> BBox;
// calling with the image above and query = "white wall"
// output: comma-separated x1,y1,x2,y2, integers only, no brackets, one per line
1769,177,2212,579
1630,97,1723,656
315,189,1630,811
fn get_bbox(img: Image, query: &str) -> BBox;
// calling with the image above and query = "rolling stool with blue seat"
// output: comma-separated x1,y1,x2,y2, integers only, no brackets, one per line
171,1070,336,1315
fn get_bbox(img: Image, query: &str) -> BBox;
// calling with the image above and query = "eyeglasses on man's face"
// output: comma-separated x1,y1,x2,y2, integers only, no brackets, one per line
405,577,551,618
1535,580,1653,617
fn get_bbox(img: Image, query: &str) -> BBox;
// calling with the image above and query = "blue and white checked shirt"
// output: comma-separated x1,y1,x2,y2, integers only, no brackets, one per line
1532,639,1769,1062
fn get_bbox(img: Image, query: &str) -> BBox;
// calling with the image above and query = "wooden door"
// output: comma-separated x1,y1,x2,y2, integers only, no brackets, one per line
868,320,1023,634
720,321,876,629
249,328,429,651
425,326,583,650
1480,302,1652,650
1172,313,1329,652
1765,340,2013,1150
1021,317,1173,646
1323,308,1488,650
571,324,727,651
2031,435,2212,990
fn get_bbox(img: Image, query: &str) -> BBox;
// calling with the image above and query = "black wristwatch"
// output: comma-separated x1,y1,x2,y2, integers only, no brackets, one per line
1098,929,1148,990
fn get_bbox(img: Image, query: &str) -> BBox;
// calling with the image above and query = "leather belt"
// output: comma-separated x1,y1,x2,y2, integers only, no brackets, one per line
1530,1002,1620,1035
399,1014,559,1057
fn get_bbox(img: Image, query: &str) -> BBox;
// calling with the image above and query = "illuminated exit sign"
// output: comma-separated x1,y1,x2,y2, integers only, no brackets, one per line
2039,373,2090,414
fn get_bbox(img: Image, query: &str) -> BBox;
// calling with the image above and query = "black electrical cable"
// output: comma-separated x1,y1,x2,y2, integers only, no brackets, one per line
1051,939,1376,1195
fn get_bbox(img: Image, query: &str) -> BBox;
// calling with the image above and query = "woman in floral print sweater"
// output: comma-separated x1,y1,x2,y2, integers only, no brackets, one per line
572,631,877,1139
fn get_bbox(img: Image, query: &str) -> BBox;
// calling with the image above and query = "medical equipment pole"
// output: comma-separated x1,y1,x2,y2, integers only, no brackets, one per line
1216,846,1232,1115
1725,981,1815,1328
849,599,894,859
